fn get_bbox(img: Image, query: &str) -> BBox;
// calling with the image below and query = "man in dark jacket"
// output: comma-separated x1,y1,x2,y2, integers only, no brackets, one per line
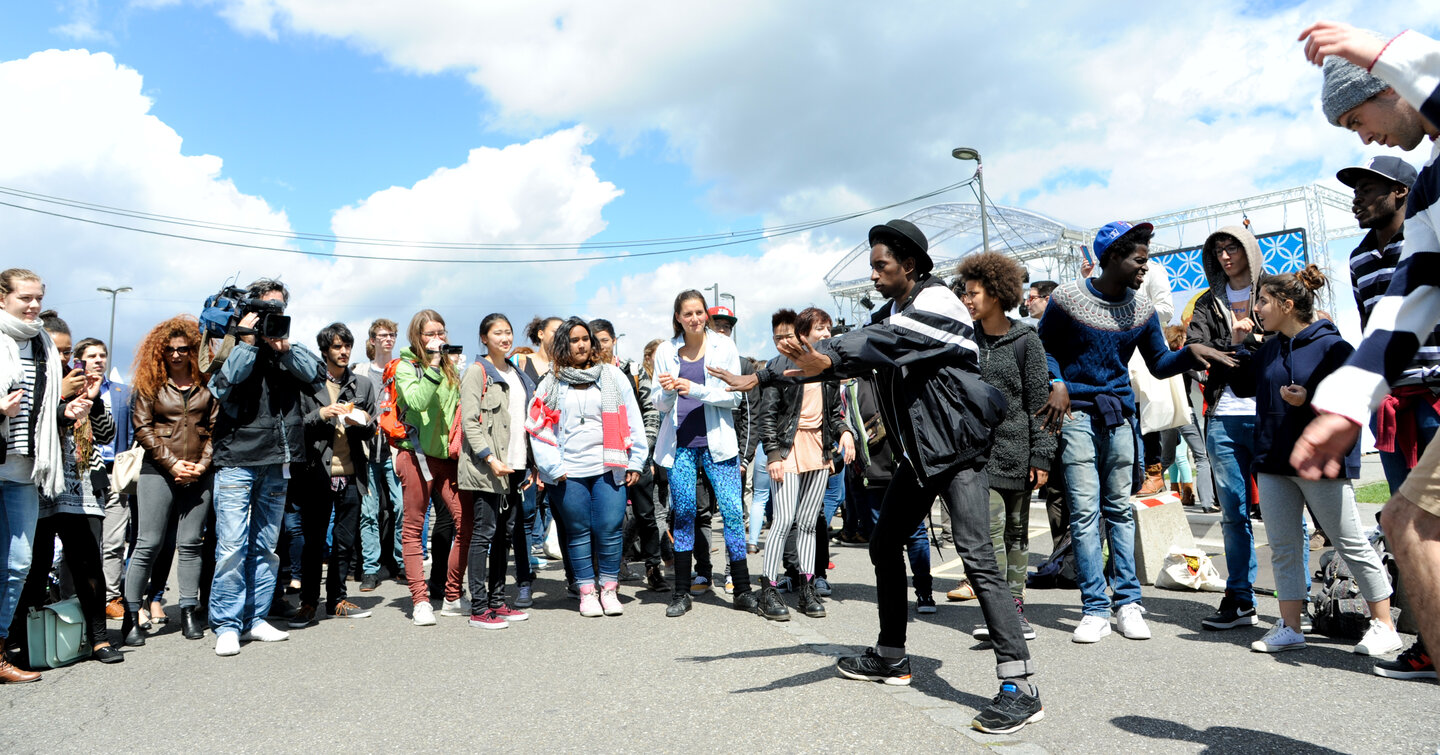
206,278,322,657
1185,225,1267,632
723,219,1041,734
289,322,378,628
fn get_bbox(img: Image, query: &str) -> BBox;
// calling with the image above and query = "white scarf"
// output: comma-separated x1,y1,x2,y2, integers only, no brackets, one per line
0,309,63,497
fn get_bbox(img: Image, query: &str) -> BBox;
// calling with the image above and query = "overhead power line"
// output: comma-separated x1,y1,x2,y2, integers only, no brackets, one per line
0,179,973,263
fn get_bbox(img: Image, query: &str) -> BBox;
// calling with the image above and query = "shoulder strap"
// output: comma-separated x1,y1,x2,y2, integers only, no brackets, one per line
1010,333,1028,373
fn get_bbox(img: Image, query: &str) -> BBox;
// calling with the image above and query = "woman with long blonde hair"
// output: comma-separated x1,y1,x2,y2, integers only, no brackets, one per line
394,310,470,626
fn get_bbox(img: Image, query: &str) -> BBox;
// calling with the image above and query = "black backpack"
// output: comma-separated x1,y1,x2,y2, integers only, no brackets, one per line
1308,546,1400,639
1027,531,1079,590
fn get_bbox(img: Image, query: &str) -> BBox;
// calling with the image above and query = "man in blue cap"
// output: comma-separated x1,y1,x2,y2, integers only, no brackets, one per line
1037,221,1233,645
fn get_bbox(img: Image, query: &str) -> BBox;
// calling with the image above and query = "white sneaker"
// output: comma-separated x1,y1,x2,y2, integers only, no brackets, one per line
439,599,465,617
1072,614,1112,643
1354,620,1403,656
1251,619,1306,653
1117,604,1151,640
214,631,240,657
413,601,437,626
240,620,289,642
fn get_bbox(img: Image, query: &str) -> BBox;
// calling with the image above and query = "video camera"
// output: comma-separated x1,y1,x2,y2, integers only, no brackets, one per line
201,283,291,341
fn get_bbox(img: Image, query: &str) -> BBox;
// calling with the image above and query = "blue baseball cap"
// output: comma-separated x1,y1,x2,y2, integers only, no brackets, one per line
1092,220,1155,263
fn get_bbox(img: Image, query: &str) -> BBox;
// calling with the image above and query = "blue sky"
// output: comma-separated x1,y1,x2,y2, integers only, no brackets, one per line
1,1,1433,370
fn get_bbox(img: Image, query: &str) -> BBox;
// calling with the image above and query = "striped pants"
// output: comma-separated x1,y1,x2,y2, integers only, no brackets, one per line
763,469,828,581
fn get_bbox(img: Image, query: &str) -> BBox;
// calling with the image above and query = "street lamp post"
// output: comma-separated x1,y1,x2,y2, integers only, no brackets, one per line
97,286,133,356
952,147,990,254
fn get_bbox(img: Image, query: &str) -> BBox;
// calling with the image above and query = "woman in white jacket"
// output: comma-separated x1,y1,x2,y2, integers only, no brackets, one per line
652,290,759,619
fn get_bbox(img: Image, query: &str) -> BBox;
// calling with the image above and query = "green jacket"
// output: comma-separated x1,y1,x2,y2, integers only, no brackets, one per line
393,348,460,459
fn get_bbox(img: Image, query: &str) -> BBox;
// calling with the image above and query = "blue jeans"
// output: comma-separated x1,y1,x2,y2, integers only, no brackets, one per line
210,465,288,635
359,456,403,575
0,479,39,640
1060,413,1142,616
1206,415,1258,604
554,473,628,585
823,467,845,526
747,444,771,546
1376,400,1440,495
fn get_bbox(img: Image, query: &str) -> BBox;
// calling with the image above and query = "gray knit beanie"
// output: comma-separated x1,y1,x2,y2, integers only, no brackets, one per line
1321,30,1390,127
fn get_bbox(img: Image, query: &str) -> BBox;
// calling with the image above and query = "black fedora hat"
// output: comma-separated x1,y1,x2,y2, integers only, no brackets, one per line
869,219,932,275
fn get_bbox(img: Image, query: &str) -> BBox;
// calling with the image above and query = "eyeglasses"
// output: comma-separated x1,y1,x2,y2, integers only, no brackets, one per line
373,332,397,341
421,329,447,338
165,346,192,355
1025,294,1046,303
1214,243,1243,256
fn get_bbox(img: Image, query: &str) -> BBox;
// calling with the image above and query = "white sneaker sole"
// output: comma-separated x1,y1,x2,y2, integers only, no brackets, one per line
1251,641,1306,653
973,707,1045,734
467,619,509,630
837,667,912,686
1072,625,1112,644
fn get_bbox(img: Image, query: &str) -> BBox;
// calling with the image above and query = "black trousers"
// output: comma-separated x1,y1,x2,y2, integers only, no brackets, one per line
691,473,715,578
427,486,456,594
300,473,361,609
870,463,1033,680
13,513,107,648
626,464,663,569
468,472,528,612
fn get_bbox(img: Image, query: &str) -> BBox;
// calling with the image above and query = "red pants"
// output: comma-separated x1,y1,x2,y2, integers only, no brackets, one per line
395,451,473,604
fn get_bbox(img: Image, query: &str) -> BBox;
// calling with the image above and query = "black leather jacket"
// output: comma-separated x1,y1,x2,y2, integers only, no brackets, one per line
756,354,850,467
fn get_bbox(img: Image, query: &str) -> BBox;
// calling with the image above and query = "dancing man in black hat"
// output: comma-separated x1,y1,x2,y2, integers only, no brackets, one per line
709,219,1041,734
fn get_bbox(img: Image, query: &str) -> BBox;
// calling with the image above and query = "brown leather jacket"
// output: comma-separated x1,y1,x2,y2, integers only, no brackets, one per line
132,380,219,476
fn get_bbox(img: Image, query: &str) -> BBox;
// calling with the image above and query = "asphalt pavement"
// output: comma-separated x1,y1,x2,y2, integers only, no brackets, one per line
3,455,1435,754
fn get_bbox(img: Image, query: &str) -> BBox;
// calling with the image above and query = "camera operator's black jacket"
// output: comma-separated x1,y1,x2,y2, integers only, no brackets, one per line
299,367,379,495
208,341,324,468
756,354,850,467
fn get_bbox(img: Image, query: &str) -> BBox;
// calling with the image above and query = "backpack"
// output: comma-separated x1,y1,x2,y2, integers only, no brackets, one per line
1027,531,1079,590
1309,546,1399,639
447,368,489,460
377,358,420,448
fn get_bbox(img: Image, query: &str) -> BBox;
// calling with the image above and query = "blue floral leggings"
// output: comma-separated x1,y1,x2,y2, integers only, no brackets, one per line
670,447,747,563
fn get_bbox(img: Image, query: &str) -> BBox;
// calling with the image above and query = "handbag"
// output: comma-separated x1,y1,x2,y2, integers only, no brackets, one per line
26,597,92,669
112,442,144,496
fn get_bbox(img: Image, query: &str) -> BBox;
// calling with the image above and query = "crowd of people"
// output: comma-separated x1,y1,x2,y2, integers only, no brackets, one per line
1,18,1438,737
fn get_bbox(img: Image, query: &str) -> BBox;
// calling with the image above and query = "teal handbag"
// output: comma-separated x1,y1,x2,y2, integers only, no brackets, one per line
26,597,91,669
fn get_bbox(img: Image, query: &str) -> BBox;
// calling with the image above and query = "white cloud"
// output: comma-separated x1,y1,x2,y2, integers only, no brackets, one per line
52,0,114,42
195,0,1438,233
0,50,623,373
586,232,849,360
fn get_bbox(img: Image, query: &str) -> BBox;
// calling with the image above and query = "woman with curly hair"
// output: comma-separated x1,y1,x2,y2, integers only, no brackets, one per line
949,251,1055,642
124,315,218,646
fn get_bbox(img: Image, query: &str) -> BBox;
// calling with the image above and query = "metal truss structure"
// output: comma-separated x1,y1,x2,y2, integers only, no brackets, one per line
824,183,1363,323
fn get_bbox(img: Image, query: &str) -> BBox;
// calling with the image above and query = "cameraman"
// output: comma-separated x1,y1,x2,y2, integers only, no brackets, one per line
206,278,322,657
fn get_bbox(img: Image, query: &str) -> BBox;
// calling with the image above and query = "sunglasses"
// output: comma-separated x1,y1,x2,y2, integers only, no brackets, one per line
165,346,192,355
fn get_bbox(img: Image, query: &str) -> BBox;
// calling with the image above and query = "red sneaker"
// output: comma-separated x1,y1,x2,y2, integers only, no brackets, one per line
468,610,509,630
492,605,529,622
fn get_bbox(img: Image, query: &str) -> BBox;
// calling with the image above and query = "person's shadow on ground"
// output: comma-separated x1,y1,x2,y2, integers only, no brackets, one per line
1111,715,1348,754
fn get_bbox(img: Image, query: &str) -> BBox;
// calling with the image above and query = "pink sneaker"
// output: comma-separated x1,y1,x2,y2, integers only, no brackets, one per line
468,610,508,630
493,605,529,622
600,581,624,616
578,584,602,617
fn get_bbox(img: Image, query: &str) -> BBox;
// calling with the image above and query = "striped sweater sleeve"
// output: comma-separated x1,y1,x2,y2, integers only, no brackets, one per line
1312,29,1440,424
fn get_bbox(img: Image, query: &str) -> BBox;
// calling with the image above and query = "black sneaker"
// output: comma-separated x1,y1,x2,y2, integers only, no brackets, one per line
836,648,911,686
1373,642,1437,681
665,593,692,618
972,681,1044,734
1201,596,1258,630
757,584,791,622
645,565,671,593
359,573,381,592
732,591,761,615
916,593,937,614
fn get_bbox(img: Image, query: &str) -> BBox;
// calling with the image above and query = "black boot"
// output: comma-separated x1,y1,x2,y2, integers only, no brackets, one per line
645,564,671,593
121,610,146,647
180,606,205,640
756,578,791,622
798,577,827,619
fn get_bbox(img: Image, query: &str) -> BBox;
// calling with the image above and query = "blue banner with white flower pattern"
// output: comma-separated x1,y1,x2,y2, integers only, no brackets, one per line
1153,228,1307,295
